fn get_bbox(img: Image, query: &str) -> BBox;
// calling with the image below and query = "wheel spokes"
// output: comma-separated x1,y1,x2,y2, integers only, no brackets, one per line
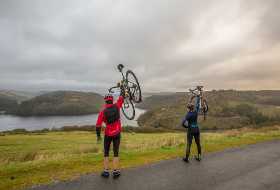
122,98,135,120
124,101,130,109
127,81,140,101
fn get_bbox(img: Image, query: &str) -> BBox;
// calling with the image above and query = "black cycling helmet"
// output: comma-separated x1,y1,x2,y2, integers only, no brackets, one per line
187,103,195,111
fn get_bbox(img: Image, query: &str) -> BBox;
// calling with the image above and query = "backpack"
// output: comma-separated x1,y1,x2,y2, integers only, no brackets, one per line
104,104,120,124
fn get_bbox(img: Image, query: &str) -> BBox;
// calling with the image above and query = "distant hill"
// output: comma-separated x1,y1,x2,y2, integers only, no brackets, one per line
0,90,33,103
138,90,280,130
138,92,184,110
16,91,104,116
142,92,175,98
0,90,50,102
0,94,19,114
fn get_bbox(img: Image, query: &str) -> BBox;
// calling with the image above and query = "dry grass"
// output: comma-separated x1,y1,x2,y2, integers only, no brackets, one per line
1,126,280,190
122,133,185,151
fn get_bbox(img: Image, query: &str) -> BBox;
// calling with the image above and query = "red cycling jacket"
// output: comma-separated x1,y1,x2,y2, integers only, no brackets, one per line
96,96,124,136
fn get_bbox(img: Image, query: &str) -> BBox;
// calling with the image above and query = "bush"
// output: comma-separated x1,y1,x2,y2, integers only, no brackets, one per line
10,128,28,134
61,125,96,131
233,104,269,125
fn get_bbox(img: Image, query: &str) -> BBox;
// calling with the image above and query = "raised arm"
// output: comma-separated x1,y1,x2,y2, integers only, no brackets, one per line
195,96,200,113
116,96,124,108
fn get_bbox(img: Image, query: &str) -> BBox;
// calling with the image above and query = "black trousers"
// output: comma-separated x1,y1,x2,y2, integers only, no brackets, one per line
186,128,201,158
104,133,121,157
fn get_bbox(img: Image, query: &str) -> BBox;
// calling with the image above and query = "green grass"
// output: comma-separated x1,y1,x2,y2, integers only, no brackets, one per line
1,126,280,190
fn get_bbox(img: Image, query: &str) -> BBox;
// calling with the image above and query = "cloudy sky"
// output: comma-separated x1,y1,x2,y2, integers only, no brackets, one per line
0,0,279,92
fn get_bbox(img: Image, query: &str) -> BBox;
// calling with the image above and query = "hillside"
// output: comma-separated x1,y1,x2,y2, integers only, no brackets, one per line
0,90,37,103
16,91,104,116
138,90,280,130
0,94,18,114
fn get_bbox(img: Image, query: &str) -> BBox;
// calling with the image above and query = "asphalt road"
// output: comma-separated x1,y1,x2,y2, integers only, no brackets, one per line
29,140,280,190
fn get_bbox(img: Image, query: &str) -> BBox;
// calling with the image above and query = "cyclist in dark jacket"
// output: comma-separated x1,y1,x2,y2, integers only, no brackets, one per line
182,98,202,162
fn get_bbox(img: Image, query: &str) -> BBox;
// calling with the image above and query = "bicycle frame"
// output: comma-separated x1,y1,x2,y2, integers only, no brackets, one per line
108,70,132,114
188,86,206,114
108,69,128,96
189,86,204,97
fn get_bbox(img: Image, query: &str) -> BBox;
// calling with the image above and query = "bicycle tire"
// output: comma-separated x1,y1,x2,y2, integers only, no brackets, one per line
121,98,135,120
189,96,197,107
202,99,209,120
189,96,208,112
202,99,209,113
126,70,142,103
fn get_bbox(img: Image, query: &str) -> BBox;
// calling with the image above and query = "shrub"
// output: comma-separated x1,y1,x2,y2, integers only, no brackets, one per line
233,104,269,125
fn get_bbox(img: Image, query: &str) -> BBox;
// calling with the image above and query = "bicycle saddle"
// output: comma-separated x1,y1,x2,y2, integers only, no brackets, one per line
117,64,124,72
197,86,204,90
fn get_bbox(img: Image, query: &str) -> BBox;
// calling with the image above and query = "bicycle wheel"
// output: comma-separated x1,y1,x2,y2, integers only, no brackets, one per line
202,99,209,113
121,98,135,120
202,99,209,120
189,96,198,108
126,70,142,103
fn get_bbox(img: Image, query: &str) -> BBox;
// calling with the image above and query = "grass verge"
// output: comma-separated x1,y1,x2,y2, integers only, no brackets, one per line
0,126,280,190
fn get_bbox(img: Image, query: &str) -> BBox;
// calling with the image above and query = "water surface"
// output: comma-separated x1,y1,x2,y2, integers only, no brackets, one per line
0,108,145,132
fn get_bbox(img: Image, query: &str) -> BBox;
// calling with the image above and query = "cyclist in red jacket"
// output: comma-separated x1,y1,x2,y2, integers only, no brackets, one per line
96,85,125,178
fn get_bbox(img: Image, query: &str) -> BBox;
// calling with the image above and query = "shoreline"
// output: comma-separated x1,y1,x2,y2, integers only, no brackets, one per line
0,108,146,132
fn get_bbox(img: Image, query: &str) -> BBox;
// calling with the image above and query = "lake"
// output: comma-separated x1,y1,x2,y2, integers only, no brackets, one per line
0,108,146,132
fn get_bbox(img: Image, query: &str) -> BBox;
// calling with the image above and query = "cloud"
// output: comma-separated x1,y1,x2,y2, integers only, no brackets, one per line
0,0,279,92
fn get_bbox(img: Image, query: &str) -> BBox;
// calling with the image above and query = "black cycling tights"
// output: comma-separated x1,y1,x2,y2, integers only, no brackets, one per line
104,133,121,157
186,131,201,158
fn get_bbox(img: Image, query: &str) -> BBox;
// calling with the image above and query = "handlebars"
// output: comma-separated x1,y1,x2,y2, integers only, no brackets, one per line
108,86,119,93
108,83,125,93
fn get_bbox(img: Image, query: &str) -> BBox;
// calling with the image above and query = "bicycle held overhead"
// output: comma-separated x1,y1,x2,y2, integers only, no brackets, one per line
108,64,142,120
187,86,209,120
